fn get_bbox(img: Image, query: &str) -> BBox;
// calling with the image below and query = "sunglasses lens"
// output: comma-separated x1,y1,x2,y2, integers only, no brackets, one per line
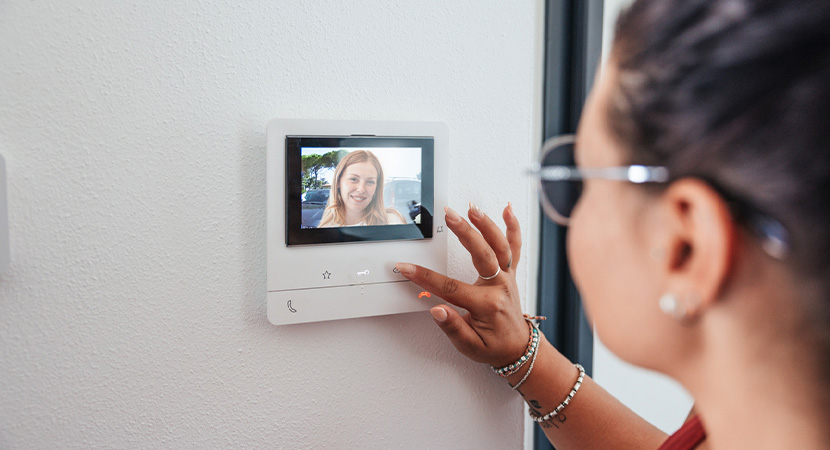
540,140,582,224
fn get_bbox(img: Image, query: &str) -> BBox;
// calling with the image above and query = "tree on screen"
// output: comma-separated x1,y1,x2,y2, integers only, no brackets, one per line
301,150,346,192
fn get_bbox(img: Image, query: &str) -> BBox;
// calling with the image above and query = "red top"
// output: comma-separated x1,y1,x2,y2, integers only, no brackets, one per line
658,415,707,450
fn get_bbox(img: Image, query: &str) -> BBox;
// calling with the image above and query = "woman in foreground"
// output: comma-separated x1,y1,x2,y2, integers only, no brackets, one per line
398,0,830,448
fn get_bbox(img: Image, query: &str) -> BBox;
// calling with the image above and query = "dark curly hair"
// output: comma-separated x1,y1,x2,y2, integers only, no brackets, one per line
609,0,830,376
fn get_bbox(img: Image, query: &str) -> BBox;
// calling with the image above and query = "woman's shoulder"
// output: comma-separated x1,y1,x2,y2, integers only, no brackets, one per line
317,216,343,227
385,209,406,224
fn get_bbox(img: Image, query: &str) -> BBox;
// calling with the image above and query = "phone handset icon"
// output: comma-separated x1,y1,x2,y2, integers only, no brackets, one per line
287,300,298,313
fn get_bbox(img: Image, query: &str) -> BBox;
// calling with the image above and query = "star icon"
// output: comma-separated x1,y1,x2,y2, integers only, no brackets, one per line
322,271,331,280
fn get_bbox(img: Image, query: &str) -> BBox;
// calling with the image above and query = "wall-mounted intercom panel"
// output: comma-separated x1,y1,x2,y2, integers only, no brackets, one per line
266,119,448,325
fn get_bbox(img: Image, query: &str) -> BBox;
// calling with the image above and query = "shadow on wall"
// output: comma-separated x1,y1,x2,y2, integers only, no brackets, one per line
236,115,269,326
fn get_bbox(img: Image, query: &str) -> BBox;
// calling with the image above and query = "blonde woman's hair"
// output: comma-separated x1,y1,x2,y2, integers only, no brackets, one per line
318,150,392,227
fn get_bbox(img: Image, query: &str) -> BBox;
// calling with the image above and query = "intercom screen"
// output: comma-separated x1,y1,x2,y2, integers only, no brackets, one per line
285,136,434,245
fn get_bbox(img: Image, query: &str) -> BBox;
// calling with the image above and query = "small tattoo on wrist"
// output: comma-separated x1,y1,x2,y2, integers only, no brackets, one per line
528,399,567,430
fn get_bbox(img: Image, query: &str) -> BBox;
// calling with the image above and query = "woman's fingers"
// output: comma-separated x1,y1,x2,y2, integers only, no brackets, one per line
429,306,488,361
468,203,513,271
395,262,479,312
444,207,500,279
503,203,522,269
397,262,522,364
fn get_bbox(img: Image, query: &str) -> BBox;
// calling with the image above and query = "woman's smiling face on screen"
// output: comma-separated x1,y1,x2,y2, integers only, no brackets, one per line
339,161,378,220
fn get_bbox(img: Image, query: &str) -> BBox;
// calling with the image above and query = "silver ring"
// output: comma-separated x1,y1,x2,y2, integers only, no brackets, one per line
478,267,500,280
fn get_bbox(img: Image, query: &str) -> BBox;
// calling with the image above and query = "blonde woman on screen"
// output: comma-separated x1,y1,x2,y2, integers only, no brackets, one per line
318,150,406,227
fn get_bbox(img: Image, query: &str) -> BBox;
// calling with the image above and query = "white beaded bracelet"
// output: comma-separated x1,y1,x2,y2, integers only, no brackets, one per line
528,363,585,423
510,340,539,391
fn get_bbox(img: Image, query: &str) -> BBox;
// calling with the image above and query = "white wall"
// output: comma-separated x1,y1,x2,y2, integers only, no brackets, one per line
0,1,542,448
592,0,695,435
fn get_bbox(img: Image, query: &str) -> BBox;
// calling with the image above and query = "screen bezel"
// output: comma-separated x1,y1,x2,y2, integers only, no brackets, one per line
285,135,435,246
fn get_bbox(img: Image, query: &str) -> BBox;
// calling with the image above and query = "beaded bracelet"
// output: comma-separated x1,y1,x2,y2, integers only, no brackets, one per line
510,338,539,390
523,314,547,321
528,363,585,423
492,319,540,378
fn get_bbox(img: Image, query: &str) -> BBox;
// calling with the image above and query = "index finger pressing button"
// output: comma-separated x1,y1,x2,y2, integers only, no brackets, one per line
396,262,479,312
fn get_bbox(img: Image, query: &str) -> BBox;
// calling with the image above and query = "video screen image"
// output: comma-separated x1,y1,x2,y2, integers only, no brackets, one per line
300,147,423,229
285,135,434,246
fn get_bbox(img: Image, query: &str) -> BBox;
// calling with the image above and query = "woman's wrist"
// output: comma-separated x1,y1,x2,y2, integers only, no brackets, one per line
503,334,573,392
491,319,540,378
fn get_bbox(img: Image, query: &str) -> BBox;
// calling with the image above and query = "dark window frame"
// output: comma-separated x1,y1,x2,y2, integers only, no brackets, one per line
535,1,604,449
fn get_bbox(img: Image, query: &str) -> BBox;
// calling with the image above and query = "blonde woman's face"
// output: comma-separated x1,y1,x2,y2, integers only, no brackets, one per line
339,161,378,216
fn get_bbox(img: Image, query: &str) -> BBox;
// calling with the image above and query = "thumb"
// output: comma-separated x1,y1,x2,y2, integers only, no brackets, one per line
429,306,485,361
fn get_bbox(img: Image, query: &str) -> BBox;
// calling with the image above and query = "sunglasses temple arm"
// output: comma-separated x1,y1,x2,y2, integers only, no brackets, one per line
528,165,670,183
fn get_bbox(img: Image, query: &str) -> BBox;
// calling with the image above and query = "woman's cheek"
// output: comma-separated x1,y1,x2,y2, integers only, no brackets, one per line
566,198,606,322
566,217,589,292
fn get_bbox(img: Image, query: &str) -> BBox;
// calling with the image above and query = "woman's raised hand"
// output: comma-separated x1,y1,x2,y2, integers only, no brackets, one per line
396,203,531,368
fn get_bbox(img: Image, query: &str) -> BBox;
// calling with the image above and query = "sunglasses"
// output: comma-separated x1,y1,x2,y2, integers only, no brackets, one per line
527,134,669,226
527,134,789,259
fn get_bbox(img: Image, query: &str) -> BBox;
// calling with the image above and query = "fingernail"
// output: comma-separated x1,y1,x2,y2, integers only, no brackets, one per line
445,206,461,223
430,306,448,322
396,263,415,275
508,202,514,216
469,202,483,218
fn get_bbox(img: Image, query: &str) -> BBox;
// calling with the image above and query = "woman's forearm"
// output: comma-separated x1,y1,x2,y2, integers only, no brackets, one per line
505,335,667,450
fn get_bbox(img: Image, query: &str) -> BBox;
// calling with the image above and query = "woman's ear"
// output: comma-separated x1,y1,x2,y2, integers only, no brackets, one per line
658,178,736,315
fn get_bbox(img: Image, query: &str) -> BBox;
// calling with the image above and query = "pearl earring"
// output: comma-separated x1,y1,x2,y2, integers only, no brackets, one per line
659,293,687,320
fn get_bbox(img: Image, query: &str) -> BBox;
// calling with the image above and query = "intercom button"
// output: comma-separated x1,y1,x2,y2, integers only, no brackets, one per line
355,269,371,284
347,260,375,284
